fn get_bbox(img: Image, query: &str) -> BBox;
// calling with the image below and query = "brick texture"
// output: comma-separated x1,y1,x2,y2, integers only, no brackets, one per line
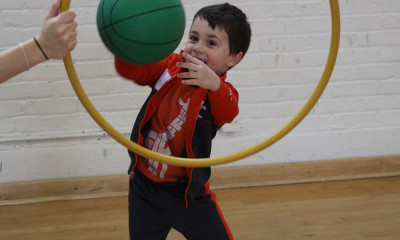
0,0,399,182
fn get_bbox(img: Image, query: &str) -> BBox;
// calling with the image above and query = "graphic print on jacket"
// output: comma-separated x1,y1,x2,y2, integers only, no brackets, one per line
138,82,197,182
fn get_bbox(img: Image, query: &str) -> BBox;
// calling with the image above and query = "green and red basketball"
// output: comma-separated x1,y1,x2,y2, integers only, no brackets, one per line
97,0,186,65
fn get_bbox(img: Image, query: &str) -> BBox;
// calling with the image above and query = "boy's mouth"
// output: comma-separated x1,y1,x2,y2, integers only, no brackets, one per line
192,55,207,65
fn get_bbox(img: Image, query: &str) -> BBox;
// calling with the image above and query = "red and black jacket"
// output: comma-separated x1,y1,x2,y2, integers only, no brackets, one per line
115,52,239,206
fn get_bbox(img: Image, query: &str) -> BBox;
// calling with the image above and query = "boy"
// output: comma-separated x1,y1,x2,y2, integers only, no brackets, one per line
115,3,251,240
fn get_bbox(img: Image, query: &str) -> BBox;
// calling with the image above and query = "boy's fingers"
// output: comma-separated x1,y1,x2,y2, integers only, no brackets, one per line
182,52,203,64
177,72,195,79
176,62,198,71
181,79,197,86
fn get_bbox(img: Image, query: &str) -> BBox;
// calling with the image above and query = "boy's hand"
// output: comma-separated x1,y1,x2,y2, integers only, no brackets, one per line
176,52,221,92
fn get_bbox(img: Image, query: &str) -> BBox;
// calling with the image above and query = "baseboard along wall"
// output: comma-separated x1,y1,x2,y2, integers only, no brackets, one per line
0,155,399,206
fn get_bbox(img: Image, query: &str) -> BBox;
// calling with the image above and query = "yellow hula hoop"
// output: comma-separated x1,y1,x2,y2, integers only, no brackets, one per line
60,0,340,167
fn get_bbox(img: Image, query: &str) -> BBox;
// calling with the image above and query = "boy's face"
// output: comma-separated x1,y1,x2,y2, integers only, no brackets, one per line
184,17,242,76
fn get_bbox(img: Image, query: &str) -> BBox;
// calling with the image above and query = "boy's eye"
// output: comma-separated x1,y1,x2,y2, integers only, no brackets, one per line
208,41,217,46
189,36,198,42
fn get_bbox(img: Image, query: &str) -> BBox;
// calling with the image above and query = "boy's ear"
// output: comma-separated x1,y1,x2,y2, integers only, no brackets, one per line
227,52,244,68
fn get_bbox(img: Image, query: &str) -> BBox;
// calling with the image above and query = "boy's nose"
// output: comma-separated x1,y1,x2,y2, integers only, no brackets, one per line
193,43,204,53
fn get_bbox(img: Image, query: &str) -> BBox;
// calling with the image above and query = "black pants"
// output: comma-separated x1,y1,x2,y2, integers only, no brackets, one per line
129,169,233,240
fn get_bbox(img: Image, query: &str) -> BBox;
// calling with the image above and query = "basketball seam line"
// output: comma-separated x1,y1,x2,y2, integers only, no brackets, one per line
99,2,184,63
99,4,184,31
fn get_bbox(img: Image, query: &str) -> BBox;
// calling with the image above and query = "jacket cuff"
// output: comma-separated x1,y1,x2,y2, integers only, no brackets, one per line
208,80,232,101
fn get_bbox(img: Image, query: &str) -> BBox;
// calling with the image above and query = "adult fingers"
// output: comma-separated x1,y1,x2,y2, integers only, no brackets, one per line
46,0,61,20
57,10,77,24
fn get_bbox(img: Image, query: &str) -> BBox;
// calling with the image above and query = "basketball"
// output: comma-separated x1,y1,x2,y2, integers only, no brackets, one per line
96,0,186,65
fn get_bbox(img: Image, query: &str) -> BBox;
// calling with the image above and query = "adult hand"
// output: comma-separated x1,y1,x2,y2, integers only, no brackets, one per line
36,0,78,59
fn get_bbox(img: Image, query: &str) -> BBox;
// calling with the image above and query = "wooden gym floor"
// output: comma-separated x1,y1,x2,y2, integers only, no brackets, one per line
1,176,399,240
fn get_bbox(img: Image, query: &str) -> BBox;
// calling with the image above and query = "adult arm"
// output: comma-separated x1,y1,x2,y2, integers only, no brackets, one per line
0,0,77,83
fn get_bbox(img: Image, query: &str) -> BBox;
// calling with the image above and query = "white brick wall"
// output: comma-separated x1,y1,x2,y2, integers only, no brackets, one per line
0,0,399,182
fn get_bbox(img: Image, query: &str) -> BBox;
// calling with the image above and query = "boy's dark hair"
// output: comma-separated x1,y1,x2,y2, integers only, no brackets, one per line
194,3,252,58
